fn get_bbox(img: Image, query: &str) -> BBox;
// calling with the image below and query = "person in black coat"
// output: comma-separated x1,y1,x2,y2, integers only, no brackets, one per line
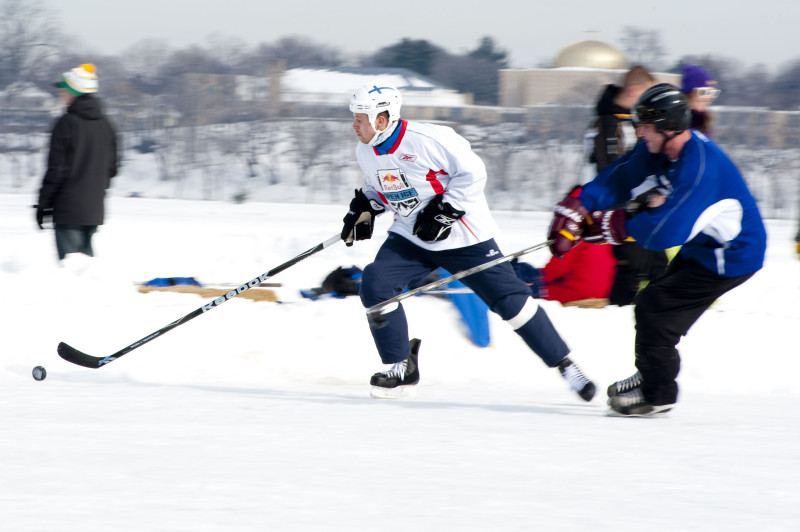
590,66,668,306
37,63,118,260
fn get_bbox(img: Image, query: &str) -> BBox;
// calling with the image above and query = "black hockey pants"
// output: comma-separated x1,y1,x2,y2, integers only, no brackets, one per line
634,255,753,405
608,242,668,306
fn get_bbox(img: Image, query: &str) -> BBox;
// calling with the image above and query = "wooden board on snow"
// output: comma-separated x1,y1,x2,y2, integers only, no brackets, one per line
137,284,278,302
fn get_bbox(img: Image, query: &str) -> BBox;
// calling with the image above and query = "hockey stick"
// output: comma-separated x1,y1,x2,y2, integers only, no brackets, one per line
366,239,553,327
362,188,654,326
58,234,342,368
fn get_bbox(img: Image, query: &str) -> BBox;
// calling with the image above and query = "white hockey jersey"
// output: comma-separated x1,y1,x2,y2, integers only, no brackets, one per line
355,120,499,251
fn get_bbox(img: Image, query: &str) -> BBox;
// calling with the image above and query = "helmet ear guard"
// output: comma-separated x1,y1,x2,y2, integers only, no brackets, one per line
633,83,690,133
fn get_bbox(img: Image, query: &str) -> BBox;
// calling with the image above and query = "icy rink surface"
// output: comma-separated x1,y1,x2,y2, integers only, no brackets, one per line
1,195,798,531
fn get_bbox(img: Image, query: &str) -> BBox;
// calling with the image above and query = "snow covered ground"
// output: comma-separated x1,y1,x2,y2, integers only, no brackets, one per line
1,194,798,531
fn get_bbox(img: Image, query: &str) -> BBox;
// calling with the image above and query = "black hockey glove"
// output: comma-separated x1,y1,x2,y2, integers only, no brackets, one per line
341,189,385,246
34,204,53,230
413,194,465,242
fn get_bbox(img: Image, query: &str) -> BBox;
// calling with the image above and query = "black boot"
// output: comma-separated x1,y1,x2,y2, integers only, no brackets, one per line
370,338,421,399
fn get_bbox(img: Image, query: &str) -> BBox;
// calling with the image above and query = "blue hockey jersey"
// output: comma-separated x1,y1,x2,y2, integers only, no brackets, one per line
579,131,766,277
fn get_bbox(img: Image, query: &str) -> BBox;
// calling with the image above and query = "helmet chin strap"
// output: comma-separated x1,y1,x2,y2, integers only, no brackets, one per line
658,129,681,156
369,119,399,146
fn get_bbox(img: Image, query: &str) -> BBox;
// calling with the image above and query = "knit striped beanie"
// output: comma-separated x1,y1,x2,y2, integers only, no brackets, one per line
56,64,98,96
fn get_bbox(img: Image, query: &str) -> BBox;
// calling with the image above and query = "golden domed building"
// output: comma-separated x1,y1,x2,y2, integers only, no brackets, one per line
499,40,678,107
554,40,629,69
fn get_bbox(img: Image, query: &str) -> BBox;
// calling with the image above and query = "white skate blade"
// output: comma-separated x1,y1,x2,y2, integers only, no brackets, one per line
606,404,673,418
370,384,417,400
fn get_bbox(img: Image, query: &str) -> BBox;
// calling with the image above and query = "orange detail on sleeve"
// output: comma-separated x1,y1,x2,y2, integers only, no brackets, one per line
558,229,576,241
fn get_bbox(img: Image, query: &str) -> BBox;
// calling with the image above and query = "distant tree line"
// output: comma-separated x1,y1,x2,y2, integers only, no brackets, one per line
2,0,798,115
1,1,797,219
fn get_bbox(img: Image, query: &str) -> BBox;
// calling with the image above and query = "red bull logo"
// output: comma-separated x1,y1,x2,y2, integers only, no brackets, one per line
381,172,405,191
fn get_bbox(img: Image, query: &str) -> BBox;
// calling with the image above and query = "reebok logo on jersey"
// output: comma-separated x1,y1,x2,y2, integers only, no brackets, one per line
486,249,500,257
400,153,417,162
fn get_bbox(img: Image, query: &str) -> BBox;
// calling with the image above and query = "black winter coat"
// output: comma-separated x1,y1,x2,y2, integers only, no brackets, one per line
592,84,632,172
38,94,118,226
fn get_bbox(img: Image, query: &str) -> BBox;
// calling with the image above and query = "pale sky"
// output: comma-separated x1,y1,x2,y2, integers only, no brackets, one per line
53,0,798,72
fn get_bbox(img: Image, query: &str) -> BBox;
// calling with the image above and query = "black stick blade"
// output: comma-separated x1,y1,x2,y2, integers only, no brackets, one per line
57,342,111,369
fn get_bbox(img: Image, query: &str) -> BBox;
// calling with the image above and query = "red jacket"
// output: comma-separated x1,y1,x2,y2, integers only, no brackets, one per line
542,242,616,304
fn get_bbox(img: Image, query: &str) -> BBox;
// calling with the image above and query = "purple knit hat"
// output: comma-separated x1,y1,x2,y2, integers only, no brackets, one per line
681,64,716,94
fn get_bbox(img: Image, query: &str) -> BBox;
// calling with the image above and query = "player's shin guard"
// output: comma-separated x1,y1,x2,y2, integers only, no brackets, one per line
507,298,569,367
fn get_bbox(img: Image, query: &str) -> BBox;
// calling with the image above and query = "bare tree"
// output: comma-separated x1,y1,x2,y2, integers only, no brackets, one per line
283,119,341,201
768,59,800,110
0,0,64,89
619,26,666,71
738,63,773,107
469,124,530,194
122,39,174,95
246,36,343,72
203,34,252,74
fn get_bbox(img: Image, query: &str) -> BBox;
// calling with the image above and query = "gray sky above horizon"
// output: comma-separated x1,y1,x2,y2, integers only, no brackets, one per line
54,0,798,72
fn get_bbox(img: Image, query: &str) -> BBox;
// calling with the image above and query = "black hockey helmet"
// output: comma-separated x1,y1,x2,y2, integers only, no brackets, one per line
633,83,690,133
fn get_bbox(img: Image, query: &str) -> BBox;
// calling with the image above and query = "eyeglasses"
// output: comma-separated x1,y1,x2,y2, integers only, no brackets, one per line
696,87,721,98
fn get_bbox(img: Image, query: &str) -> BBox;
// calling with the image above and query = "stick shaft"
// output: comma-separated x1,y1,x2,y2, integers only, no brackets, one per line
58,234,341,368
367,239,552,317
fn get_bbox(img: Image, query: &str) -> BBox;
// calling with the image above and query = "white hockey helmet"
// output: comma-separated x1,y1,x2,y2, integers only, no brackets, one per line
349,83,402,125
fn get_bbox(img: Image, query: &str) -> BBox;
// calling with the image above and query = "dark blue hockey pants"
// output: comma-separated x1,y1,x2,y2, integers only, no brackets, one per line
359,234,570,365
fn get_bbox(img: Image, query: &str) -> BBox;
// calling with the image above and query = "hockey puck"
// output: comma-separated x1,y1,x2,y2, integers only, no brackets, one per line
32,366,47,381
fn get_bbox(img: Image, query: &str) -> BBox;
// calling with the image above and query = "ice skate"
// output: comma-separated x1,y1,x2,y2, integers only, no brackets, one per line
607,371,643,397
370,338,421,399
557,357,596,401
607,388,673,417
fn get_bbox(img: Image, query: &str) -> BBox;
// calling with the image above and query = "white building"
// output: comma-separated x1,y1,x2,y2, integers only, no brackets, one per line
279,66,470,108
